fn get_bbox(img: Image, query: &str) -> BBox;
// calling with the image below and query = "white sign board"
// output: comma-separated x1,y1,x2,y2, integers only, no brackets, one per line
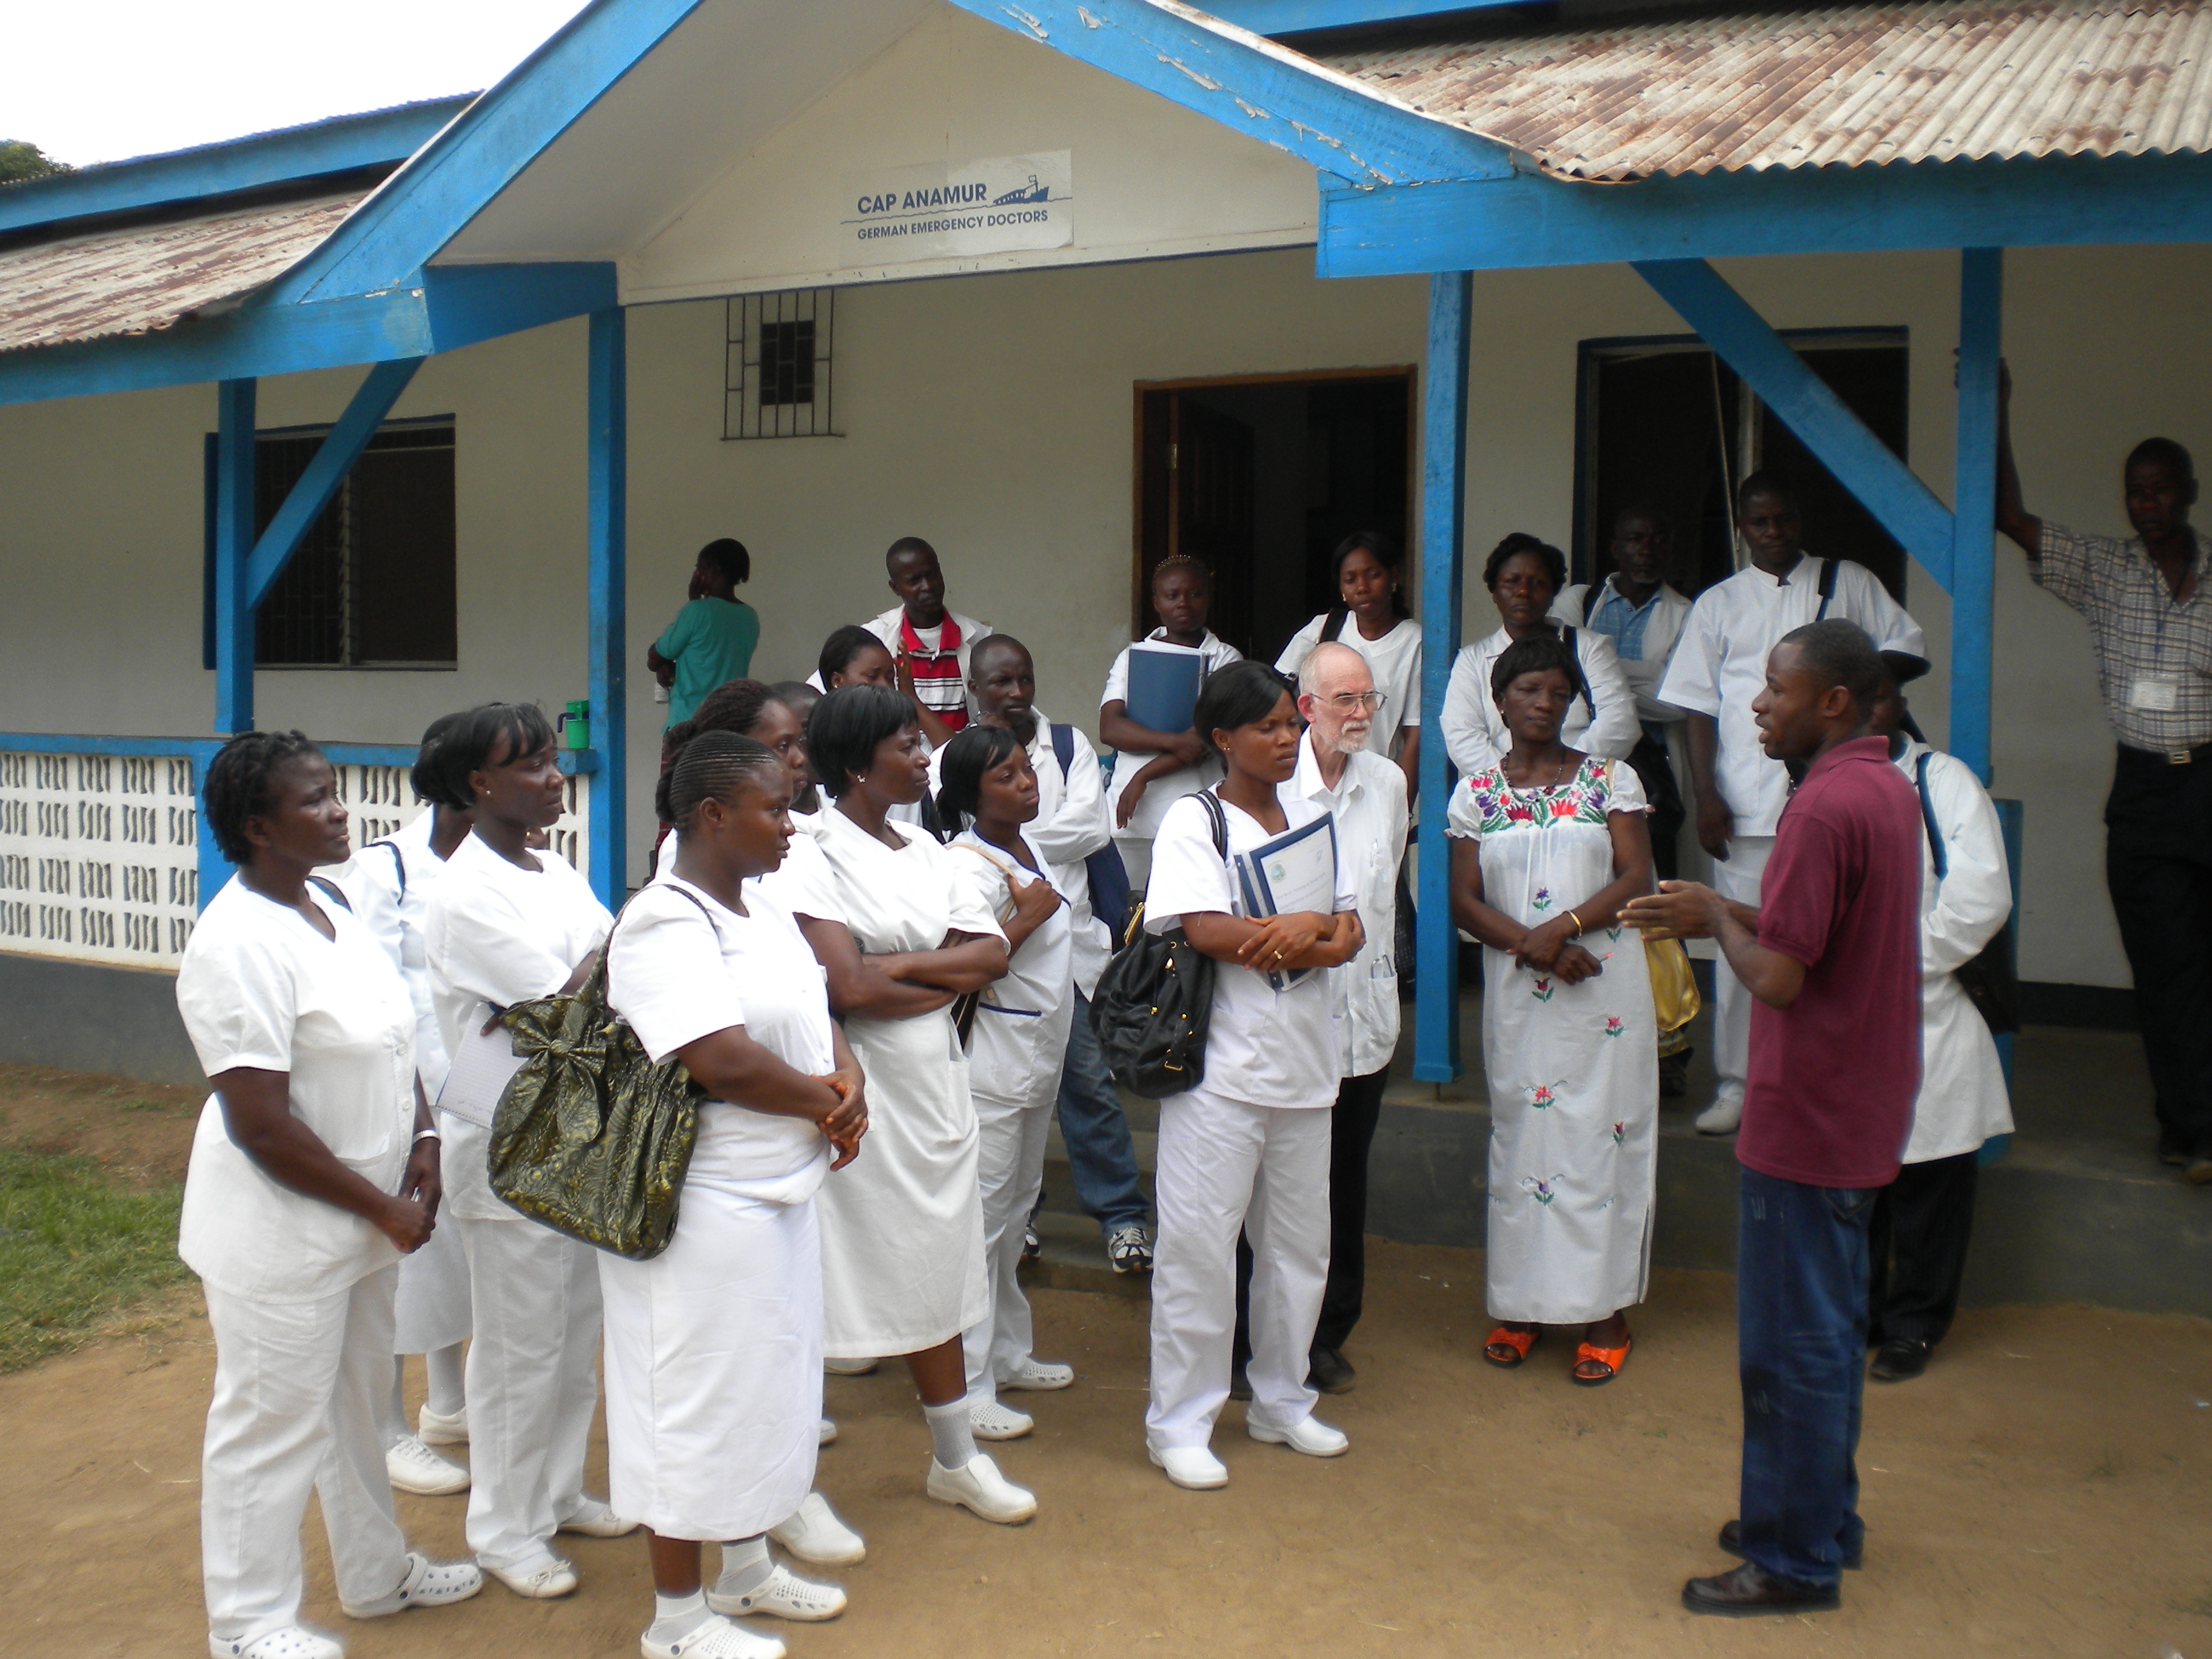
843,152,1073,263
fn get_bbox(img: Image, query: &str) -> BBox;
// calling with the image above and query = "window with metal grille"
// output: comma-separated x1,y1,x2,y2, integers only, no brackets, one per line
202,418,458,667
725,291,836,439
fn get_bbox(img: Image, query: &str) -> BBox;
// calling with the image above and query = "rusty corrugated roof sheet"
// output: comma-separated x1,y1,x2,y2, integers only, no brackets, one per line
0,190,367,357
1309,0,2212,180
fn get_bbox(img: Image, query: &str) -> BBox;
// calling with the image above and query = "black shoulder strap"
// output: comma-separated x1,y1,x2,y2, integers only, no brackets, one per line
1050,722,1075,782
1196,788,1229,861
1560,626,1598,721
1815,557,1837,620
307,876,352,912
1913,751,1948,881
1581,582,1600,625
375,838,406,900
1320,606,1349,644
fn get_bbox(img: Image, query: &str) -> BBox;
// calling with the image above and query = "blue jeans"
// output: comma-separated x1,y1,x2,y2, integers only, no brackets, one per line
1736,1166,1875,1588
1056,991,1151,1237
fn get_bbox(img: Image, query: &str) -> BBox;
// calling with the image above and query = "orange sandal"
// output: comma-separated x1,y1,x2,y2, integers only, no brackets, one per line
1483,1326,1540,1368
1572,1336,1632,1386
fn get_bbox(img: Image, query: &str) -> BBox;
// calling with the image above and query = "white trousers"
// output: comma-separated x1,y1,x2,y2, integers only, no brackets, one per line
451,1210,602,1572
963,1096,1053,1406
201,1268,408,1644
1146,1091,1332,1449
1709,834,1775,1107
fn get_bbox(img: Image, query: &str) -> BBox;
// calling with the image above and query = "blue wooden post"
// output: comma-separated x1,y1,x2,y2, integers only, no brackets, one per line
212,378,256,734
586,308,628,909
1414,272,1472,1082
1951,248,2004,783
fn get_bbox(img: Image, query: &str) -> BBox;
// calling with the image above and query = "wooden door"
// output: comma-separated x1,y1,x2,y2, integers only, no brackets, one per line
1167,392,1255,649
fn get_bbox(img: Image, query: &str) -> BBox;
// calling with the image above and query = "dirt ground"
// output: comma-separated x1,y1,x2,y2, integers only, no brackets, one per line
4,1065,2210,1658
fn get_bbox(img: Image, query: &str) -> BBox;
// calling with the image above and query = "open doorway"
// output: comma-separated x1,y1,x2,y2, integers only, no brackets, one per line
1134,369,1413,664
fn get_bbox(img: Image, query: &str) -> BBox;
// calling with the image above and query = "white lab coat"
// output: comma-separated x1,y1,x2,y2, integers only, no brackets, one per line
1441,625,1641,777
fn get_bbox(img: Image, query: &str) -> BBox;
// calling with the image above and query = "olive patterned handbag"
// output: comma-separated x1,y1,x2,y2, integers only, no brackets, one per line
485,892,709,1260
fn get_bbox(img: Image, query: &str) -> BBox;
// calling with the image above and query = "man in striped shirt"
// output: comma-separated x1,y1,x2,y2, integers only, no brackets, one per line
860,536,993,746
1998,370,2212,1183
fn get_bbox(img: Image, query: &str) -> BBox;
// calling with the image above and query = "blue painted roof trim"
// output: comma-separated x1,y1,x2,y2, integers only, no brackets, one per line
1205,0,1532,34
1318,148,2212,275
0,262,616,408
0,98,477,236
945,0,1511,185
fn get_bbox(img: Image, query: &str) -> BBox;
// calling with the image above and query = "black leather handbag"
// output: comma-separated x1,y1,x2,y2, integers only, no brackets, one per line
1088,792,1227,1098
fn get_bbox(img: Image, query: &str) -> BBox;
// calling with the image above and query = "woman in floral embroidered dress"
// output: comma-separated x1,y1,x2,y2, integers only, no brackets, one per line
1447,632,1658,1385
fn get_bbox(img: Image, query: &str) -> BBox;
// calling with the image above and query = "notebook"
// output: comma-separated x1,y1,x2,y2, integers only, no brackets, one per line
1233,814,1340,991
1124,638,1207,734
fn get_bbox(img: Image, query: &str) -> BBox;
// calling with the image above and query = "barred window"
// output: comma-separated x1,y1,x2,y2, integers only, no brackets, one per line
725,291,836,439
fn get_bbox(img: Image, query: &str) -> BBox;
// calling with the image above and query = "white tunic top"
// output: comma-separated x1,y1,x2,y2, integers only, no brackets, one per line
1144,789,1357,1110
1553,578,1694,727
1288,735,1409,1078
1656,556,1926,837
1893,740,2016,1162
1101,628,1245,843
176,877,417,1303
337,811,453,1091
1275,614,1424,759
947,827,1077,1109
1441,625,1641,777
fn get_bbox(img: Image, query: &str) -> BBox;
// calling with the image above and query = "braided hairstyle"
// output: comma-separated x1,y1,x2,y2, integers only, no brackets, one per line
934,724,1024,830
410,711,471,809
655,729,785,835
660,679,780,768
1149,552,1212,590
203,730,324,863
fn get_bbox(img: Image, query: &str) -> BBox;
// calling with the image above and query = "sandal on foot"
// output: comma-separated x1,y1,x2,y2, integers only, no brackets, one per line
1572,1336,1632,1386
1483,1326,1539,1368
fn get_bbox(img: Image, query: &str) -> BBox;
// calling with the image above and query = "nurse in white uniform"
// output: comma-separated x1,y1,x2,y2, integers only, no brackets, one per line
606,731,870,1659
796,685,1037,1524
1142,662,1365,1492
179,731,481,1659
338,712,474,1498
423,704,636,1598
936,725,1082,1442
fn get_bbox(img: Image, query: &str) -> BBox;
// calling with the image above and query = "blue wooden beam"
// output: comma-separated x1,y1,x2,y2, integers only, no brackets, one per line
1951,249,2003,783
586,309,628,909
1206,0,1531,30
1414,270,1472,1083
212,380,257,736
244,358,424,608
1319,150,2212,276
945,0,1509,186
0,263,615,410
1632,258,1957,591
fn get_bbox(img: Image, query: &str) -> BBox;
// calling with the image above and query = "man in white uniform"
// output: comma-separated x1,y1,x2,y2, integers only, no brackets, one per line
1657,474,1926,1134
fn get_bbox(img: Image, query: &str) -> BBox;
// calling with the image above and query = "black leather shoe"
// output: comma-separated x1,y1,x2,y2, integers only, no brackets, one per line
1307,1346,1356,1394
1683,1561,1840,1617
1719,1519,1860,1570
1869,1338,1932,1381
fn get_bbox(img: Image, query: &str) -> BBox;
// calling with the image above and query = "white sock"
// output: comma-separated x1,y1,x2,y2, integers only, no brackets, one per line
648,1589,711,1641
717,1534,771,1597
924,1397,978,1470
425,1342,467,1418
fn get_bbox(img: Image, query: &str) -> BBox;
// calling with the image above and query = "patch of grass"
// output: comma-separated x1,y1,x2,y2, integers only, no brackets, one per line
0,1144,191,1372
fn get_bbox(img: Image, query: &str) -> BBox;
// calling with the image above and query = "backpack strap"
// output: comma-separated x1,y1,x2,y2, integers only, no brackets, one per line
1581,582,1600,625
1050,722,1076,782
1815,557,1837,620
366,838,407,900
1196,788,1229,861
1913,751,1948,882
1560,626,1598,722
307,876,352,912
1319,606,1349,645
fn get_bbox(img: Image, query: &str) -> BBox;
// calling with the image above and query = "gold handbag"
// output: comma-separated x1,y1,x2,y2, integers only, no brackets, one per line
1644,935,1701,1034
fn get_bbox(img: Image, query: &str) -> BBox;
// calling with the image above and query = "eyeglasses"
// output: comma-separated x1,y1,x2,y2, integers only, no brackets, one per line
1322,691,1387,714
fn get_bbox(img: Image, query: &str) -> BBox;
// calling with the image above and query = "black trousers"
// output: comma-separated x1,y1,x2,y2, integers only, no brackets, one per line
2105,745,2212,1158
1866,1151,1978,1349
1233,1064,1392,1364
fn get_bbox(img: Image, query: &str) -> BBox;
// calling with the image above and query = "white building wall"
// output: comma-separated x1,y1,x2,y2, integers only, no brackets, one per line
4,243,2205,988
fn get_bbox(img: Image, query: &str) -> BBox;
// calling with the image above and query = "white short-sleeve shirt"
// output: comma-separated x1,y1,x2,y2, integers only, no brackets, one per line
1143,789,1357,1110
946,828,1077,1108
1101,629,1247,844
175,877,419,1302
1275,614,1423,757
608,877,835,1191
425,830,613,1067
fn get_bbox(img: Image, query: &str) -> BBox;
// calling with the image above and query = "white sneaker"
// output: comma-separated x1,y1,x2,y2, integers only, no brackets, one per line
558,1497,639,1537
926,1451,1037,1523
385,1436,468,1496
817,1417,837,1446
488,1558,578,1599
707,1561,847,1622
823,1355,877,1376
341,1551,483,1618
1148,1444,1229,1490
415,1403,468,1446
970,1399,1034,1441
640,1613,785,1659
1000,1357,1074,1392
210,1628,343,1659
769,1492,865,1565
1248,1413,1349,1458
1695,1094,1744,1136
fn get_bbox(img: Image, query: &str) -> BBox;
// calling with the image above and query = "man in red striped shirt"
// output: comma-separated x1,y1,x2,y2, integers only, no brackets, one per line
860,537,994,746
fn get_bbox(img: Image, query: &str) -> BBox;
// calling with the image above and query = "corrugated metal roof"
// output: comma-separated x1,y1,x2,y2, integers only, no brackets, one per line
0,191,367,357
1310,1,2212,179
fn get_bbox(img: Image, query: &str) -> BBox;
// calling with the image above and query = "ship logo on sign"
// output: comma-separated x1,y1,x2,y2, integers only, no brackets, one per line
992,175,1050,206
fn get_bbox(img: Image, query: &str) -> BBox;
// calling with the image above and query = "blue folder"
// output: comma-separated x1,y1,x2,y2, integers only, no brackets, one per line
1124,642,1205,734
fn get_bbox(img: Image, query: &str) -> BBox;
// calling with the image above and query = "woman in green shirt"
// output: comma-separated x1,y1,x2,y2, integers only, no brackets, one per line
649,539,760,723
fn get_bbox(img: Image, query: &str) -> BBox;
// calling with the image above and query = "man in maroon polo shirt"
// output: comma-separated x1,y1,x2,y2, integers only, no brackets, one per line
1626,618,1923,1615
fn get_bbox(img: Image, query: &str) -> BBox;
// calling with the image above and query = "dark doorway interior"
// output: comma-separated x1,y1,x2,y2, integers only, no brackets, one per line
1577,333,1909,602
1136,372,1412,665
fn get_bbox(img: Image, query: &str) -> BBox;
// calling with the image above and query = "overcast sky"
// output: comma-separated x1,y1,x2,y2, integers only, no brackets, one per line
3,1,591,167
